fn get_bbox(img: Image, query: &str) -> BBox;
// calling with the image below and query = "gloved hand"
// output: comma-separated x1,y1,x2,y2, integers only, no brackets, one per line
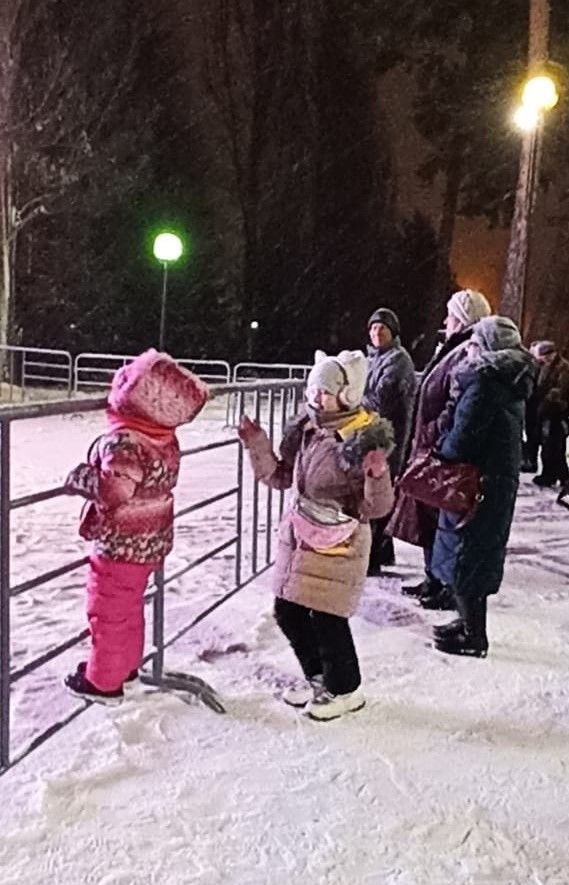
363,449,388,479
237,416,263,448
64,463,96,497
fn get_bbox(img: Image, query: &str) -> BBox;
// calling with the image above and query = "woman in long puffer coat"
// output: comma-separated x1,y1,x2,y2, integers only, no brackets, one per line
432,317,535,657
239,350,394,720
389,289,491,609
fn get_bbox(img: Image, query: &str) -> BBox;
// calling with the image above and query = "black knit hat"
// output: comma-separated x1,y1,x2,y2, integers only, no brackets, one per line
367,308,401,338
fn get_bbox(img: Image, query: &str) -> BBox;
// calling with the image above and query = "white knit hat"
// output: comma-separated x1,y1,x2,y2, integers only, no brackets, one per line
307,349,368,409
447,289,491,326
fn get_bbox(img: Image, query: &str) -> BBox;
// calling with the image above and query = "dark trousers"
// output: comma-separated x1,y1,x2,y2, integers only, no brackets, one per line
523,395,540,468
540,418,569,483
368,514,395,570
273,597,361,695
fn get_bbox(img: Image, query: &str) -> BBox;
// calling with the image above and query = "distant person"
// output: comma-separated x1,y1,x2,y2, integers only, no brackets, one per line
238,349,394,720
432,317,534,657
390,289,491,609
520,341,542,473
531,341,569,488
362,308,416,573
64,350,208,704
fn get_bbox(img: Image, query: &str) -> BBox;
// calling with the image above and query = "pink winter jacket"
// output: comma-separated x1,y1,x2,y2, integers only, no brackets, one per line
66,349,208,564
67,431,181,564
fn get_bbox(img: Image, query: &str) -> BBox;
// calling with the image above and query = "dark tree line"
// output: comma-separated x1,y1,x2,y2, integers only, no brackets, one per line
2,0,568,367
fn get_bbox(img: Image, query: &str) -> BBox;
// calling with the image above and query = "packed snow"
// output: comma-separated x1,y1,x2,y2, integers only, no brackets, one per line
1,398,569,884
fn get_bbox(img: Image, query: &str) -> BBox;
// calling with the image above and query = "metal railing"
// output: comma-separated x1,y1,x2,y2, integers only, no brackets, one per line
0,346,73,402
74,353,231,392
0,379,304,773
226,363,311,427
232,362,311,383
0,349,312,404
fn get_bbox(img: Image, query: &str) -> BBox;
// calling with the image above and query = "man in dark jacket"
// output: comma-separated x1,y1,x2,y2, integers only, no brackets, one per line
362,308,416,572
531,341,569,488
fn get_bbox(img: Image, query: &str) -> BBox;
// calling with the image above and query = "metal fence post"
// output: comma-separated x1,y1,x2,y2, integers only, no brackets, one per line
265,390,275,566
152,567,165,682
235,390,244,590
279,388,289,519
0,420,11,770
251,390,261,575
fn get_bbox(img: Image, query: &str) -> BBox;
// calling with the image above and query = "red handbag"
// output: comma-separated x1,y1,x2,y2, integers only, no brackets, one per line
398,453,483,518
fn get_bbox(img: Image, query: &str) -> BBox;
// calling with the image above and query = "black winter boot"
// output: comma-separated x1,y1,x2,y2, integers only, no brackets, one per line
434,596,488,658
402,575,442,599
433,617,464,640
420,585,456,611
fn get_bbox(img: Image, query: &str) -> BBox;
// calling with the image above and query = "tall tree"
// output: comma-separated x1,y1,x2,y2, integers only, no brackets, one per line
384,0,528,331
1,0,156,355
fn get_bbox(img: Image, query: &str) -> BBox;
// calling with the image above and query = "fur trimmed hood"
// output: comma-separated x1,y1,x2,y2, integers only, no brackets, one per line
338,414,395,470
108,349,209,428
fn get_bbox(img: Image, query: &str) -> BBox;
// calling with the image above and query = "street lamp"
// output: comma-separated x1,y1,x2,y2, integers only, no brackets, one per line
153,232,183,351
522,74,559,112
247,320,259,360
502,71,560,330
513,104,540,132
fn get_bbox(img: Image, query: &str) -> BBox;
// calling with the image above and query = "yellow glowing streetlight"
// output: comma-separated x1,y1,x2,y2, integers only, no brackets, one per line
513,104,540,131
513,73,559,131
522,74,559,112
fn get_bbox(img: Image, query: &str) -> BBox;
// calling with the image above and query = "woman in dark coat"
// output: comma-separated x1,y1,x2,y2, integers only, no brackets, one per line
389,289,491,605
432,317,535,657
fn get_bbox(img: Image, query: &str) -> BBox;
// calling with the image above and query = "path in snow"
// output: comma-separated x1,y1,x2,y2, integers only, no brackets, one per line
1,405,569,884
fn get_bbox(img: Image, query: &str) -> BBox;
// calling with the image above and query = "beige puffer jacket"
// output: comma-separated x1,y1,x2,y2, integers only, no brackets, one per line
244,410,394,618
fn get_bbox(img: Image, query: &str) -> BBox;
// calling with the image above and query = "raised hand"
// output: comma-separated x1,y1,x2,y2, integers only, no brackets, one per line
237,415,263,447
363,448,388,479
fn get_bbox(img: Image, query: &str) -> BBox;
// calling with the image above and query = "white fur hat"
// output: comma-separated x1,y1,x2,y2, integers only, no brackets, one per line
306,349,368,409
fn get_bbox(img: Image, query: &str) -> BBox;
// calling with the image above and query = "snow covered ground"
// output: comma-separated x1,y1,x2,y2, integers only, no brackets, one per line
1,401,569,884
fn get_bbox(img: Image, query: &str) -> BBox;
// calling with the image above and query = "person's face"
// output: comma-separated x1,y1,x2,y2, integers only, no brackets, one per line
306,387,340,413
369,322,392,348
444,311,463,340
536,352,556,367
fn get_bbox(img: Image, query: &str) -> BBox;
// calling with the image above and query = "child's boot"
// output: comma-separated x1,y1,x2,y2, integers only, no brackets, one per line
306,686,365,721
282,674,324,708
65,665,124,706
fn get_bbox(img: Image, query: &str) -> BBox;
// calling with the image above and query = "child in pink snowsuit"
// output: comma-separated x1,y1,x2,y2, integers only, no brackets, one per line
64,349,208,705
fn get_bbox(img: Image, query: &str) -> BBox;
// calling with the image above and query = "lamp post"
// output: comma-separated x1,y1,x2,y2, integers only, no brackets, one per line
153,232,183,351
247,320,259,360
501,72,559,331
500,0,556,331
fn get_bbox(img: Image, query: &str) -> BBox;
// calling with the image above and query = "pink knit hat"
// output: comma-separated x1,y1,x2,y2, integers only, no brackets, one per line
108,350,209,428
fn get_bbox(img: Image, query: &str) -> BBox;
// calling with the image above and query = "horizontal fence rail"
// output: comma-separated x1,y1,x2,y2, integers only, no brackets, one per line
233,362,311,382
1,347,313,405
0,378,304,773
74,353,231,392
0,346,73,403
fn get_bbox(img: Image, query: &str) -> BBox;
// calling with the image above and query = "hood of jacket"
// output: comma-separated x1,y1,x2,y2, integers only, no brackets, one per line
478,347,537,401
108,349,209,428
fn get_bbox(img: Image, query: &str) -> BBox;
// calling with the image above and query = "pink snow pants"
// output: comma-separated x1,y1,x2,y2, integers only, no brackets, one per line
85,555,156,692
